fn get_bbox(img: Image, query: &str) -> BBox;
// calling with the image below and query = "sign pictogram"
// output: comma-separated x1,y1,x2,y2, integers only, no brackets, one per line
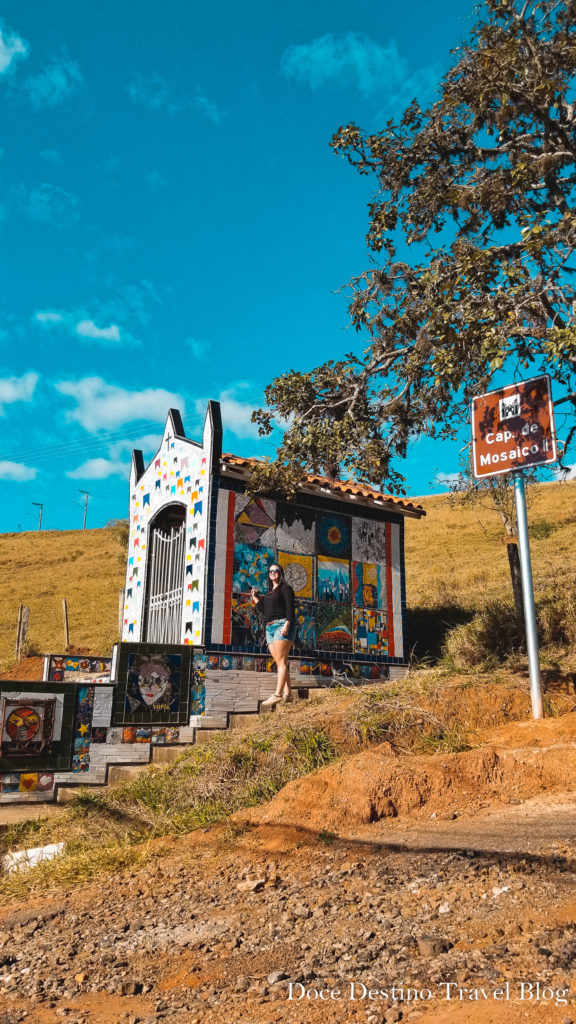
471,375,557,479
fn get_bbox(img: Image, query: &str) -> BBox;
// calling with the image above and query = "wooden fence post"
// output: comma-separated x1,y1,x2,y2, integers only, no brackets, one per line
62,598,70,649
16,605,30,661
118,589,125,637
15,604,23,662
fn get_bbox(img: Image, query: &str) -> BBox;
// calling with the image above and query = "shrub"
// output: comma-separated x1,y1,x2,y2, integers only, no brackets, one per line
442,600,525,670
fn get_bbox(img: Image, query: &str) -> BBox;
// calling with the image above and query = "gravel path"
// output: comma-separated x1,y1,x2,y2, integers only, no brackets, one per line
1,794,576,1024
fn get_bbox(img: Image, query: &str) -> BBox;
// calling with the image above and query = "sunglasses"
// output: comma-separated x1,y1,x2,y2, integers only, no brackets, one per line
269,569,280,575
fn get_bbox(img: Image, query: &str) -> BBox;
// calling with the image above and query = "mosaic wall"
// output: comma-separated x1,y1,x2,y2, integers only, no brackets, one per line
211,492,404,660
0,648,207,802
122,408,217,646
0,683,85,774
112,643,205,725
44,654,112,682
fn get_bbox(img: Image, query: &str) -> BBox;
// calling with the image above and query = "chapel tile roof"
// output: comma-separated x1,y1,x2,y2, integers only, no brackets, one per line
220,453,426,518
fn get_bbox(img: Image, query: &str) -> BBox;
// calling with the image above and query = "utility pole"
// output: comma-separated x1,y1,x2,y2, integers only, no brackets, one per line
79,490,89,529
32,502,43,531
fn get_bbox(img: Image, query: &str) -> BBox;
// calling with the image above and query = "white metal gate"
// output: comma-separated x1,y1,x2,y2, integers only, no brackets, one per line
145,522,186,643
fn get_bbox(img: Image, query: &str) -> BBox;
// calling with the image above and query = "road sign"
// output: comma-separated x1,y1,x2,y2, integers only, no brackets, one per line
471,374,557,479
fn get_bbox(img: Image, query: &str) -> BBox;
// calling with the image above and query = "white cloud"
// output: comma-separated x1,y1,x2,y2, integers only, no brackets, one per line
34,310,64,324
281,33,407,96
0,372,38,412
128,73,225,124
33,309,133,346
108,433,162,458
193,91,224,126
434,472,460,489
195,384,260,440
17,183,79,224
66,457,128,480
185,336,210,360
554,464,576,481
0,460,37,481
55,377,185,432
0,22,28,76
76,320,121,343
24,57,82,109
39,148,62,164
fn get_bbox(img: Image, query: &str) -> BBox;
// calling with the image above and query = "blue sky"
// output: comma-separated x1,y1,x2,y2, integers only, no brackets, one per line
0,0,491,531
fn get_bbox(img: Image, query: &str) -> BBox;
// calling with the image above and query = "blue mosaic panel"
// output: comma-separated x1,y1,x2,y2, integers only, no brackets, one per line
317,556,350,604
294,601,317,651
232,544,275,594
317,514,351,559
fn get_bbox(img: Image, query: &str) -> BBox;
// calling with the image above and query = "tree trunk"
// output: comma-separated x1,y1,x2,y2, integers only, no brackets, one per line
506,540,525,626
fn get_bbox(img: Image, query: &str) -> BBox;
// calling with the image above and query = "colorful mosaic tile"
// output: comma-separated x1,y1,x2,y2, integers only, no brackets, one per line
1,773,19,793
352,518,388,563
71,685,95,774
234,496,275,547
294,601,316,650
152,727,180,745
232,544,274,593
231,594,265,647
191,651,206,714
353,608,389,653
37,772,54,791
316,604,353,652
19,773,38,792
317,556,350,604
352,562,386,609
278,552,314,599
317,513,351,559
275,503,316,554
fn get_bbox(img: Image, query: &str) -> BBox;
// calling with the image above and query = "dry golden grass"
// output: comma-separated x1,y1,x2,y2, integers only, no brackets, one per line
0,526,126,672
405,479,576,610
0,480,573,672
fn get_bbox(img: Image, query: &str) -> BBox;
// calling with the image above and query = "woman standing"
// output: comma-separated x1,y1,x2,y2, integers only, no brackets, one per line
251,564,296,706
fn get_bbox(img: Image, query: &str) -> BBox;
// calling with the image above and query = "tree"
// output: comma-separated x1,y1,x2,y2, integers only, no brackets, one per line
252,0,576,496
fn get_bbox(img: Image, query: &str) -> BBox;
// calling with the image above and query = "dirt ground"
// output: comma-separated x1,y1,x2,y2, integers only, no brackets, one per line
1,702,576,1024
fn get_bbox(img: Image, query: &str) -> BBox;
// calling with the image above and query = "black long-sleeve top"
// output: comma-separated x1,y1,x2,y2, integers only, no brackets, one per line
254,582,295,625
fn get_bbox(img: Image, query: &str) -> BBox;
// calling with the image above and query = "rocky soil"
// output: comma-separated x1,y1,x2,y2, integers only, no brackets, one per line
2,710,576,1024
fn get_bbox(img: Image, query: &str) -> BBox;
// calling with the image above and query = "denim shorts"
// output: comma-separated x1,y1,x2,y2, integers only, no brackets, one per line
265,618,296,645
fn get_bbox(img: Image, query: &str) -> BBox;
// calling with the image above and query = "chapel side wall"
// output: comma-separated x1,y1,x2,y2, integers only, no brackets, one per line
206,478,409,672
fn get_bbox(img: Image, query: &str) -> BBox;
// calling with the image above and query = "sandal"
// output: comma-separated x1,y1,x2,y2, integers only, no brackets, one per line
261,693,282,707
282,692,294,703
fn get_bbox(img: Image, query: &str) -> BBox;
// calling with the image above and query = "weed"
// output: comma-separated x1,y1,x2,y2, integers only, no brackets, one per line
416,728,474,755
283,727,337,770
530,520,556,540
317,829,337,845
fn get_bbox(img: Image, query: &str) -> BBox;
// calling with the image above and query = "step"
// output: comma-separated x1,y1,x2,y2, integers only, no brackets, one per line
56,785,109,804
152,744,195,763
107,764,150,785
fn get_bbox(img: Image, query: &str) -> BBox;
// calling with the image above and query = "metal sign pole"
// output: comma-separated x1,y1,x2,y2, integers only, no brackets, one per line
513,471,543,720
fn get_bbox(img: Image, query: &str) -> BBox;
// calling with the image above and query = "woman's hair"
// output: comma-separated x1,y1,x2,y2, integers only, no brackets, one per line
267,563,285,591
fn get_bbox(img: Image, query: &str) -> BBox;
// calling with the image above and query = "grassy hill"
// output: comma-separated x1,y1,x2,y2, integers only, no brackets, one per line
405,479,576,610
0,479,574,672
0,525,126,672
